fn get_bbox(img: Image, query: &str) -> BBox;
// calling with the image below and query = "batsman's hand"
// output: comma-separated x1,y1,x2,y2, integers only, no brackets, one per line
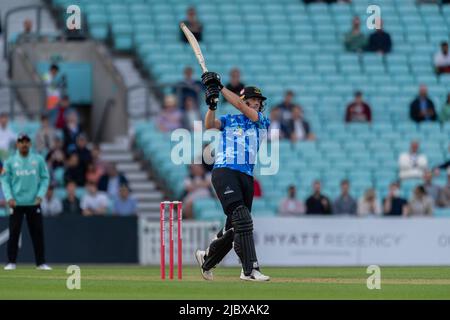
201,72,223,89
205,85,220,110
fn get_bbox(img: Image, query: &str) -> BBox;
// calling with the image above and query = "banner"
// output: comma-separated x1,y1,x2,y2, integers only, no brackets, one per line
222,217,450,266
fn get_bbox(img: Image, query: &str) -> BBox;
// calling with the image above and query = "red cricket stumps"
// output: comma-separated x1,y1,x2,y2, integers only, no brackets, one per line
160,201,183,280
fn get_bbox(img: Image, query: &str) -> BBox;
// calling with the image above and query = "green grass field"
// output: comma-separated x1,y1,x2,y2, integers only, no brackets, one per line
1,265,450,299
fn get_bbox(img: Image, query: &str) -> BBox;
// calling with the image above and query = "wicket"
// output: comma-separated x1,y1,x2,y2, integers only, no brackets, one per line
160,201,183,280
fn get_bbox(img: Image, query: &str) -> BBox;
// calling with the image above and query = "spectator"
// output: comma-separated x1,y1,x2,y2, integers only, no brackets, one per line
62,181,81,215
275,90,296,126
157,95,183,132
113,184,138,216
434,41,450,75
16,19,39,44
42,64,62,110
91,144,107,175
423,170,440,204
437,168,450,208
398,141,428,180
35,114,58,153
63,111,81,154
284,106,315,142
183,164,212,219
383,182,408,216
40,185,62,216
225,68,245,96
253,178,262,198
268,107,286,141
357,188,382,216
409,85,437,122
81,180,110,216
367,20,392,54
175,66,203,110
278,185,305,216
305,181,332,214
52,95,74,129
345,91,372,123
182,96,202,131
64,153,85,187
86,163,102,185
406,185,433,216
98,163,128,198
74,134,92,177
344,16,367,53
45,137,65,171
433,143,450,175
439,93,450,123
333,180,357,215
0,113,16,160
180,7,203,43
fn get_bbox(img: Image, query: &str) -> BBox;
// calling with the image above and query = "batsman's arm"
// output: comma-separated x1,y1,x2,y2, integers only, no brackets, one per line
220,87,259,122
205,109,222,130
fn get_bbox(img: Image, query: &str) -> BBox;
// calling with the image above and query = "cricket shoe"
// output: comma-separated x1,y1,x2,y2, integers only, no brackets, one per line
4,263,16,270
36,264,52,271
195,250,213,281
240,269,270,282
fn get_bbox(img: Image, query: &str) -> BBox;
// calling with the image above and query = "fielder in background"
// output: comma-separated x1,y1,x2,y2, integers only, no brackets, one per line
1,133,51,270
195,71,270,282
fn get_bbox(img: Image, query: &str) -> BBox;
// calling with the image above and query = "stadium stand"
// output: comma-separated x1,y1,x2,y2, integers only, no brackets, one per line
40,0,450,219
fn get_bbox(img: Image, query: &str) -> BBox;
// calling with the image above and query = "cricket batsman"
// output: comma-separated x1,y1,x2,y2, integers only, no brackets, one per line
195,71,270,281
1,133,51,270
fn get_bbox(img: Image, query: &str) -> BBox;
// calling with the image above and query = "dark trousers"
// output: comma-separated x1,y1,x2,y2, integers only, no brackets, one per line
7,205,46,265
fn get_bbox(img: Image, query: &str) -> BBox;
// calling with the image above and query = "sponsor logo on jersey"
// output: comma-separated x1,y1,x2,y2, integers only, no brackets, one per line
15,169,37,176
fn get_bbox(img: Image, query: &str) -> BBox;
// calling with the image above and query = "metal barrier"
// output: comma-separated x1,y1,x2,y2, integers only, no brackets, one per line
0,81,47,119
139,216,221,265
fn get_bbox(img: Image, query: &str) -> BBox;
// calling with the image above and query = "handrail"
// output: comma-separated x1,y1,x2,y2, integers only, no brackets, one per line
3,4,45,58
95,98,115,143
0,80,47,119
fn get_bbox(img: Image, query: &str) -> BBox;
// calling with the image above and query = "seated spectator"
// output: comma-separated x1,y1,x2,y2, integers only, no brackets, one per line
410,85,437,122
98,163,128,198
278,185,305,216
357,188,382,216
439,93,450,123
42,64,62,111
175,66,203,110
64,153,85,187
437,168,450,208
35,114,58,153
63,111,81,154
45,137,65,171
305,181,332,214
183,164,212,219
423,170,440,205
383,182,408,216
406,185,433,216
275,90,296,126
86,163,102,185
268,107,286,141
284,106,315,142
333,180,357,215
433,143,450,175
52,95,74,129
113,184,138,216
398,141,428,180
345,91,372,123
75,134,92,176
0,112,16,160
367,20,392,55
16,19,39,44
180,7,203,43
41,185,62,216
91,144,107,175
344,16,367,53
157,95,183,132
434,41,450,75
182,96,201,131
253,178,262,198
81,181,110,216
225,68,245,96
62,181,81,215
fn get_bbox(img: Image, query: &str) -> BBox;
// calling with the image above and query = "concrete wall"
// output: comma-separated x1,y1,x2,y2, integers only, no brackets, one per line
11,40,128,142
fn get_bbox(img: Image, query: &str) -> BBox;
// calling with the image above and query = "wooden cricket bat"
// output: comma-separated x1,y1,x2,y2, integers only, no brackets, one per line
180,22,208,74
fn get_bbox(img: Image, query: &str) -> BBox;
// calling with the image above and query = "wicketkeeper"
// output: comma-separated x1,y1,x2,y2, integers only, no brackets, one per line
195,71,270,281
1,133,51,270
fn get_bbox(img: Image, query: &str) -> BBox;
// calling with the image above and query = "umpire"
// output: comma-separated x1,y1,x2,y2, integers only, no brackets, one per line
1,133,51,270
